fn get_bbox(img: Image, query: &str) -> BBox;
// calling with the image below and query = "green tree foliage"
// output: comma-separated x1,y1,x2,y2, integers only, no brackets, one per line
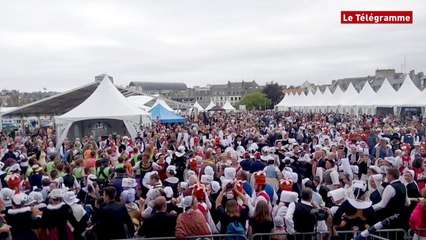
239,90,272,110
262,82,283,107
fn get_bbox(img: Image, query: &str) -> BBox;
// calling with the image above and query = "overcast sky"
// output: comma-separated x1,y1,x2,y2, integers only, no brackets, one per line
0,0,425,92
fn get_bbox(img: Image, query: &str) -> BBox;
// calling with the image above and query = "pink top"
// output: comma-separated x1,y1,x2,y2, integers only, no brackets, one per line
410,201,426,237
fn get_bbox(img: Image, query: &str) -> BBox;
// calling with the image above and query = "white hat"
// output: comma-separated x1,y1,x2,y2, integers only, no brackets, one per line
204,166,214,177
29,191,44,204
163,186,174,199
280,191,298,203
369,165,382,175
274,216,285,227
282,156,294,164
236,146,245,157
181,196,195,210
404,169,415,177
175,146,186,157
180,182,188,189
1,188,14,207
327,188,346,202
25,195,35,206
200,175,213,184
384,157,396,166
9,164,21,173
211,181,220,194
49,189,65,199
87,174,97,185
260,154,270,161
221,167,236,182
122,178,137,188
166,165,177,175
63,191,79,205
351,165,359,175
12,193,29,206
261,146,270,153
352,180,367,192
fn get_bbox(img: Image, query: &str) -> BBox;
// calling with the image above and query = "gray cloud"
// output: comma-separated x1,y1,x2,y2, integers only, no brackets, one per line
0,0,424,92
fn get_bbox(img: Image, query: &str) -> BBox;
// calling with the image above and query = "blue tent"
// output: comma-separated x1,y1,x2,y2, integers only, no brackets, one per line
149,104,187,123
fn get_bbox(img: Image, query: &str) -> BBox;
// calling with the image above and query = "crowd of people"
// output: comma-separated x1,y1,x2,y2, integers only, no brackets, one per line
0,110,426,240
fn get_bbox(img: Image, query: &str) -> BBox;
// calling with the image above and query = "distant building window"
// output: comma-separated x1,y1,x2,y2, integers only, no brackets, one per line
231,97,233,101
220,97,223,100
239,97,241,100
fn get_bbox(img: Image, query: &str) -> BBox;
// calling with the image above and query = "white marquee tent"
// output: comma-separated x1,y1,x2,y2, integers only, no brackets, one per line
192,101,205,112
205,100,216,111
222,100,236,112
149,98,174,112
56,76,151,145
275,75,426,115
126,95,154,111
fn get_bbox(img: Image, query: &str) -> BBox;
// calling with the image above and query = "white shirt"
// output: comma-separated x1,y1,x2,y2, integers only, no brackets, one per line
372,180,409,211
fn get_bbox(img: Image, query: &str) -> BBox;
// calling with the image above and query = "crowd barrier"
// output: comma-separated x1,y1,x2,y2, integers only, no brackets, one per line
128,229,412,240
408,228,426,240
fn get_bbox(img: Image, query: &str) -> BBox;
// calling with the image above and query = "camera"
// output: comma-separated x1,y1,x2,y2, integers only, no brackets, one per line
226,182,234,190
310,208,328,221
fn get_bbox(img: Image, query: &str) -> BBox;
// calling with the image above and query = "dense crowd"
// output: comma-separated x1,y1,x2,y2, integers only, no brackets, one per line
0,111,425,240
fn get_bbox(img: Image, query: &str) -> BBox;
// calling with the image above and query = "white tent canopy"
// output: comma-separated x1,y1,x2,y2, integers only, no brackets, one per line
56,76,150,145
205,100,216,111
275,75,426,114
126,95,154,111
192,101,205,112
149,98,174,112
222,100,236,111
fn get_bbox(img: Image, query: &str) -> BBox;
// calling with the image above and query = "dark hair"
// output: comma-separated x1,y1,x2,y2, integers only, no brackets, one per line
103,186,116,200
238,171,248,181
326,159,335,167
117,157,124,163
90,150,96,157
304,180,314,189
150,173,160,182
64,165,71,174
301,188,313,201
88,182,98,193
387,167,400,180
50,169,58,179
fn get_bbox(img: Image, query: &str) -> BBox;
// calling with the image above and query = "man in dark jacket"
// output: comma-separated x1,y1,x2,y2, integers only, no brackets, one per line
137,196,177,238
1,144,17,162
96,186,135,240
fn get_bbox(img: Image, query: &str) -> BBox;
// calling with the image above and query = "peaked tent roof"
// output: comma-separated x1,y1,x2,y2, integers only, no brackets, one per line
208,105,225,111
222,101,236,111
394,75,424,106
340,82,359,106
150,98,174,112
373,78,398,107
205,100,216,111
193,101,205,112
332,85,344,105
149,104,186,123
56,76,149,123
358,82,376,106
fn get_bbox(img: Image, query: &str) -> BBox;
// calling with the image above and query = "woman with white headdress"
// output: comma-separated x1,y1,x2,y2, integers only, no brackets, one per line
5,192,40,240
366,174,384,205
404,170,421,214
42,189,75,240
332,180,374,231
175,196,211,239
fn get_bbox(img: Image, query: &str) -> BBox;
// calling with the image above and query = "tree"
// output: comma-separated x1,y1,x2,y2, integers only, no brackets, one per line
263,82,283,107
239,90,272,110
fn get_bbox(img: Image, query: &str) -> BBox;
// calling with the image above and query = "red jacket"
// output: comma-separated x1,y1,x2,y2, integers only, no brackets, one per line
410,201,426,237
